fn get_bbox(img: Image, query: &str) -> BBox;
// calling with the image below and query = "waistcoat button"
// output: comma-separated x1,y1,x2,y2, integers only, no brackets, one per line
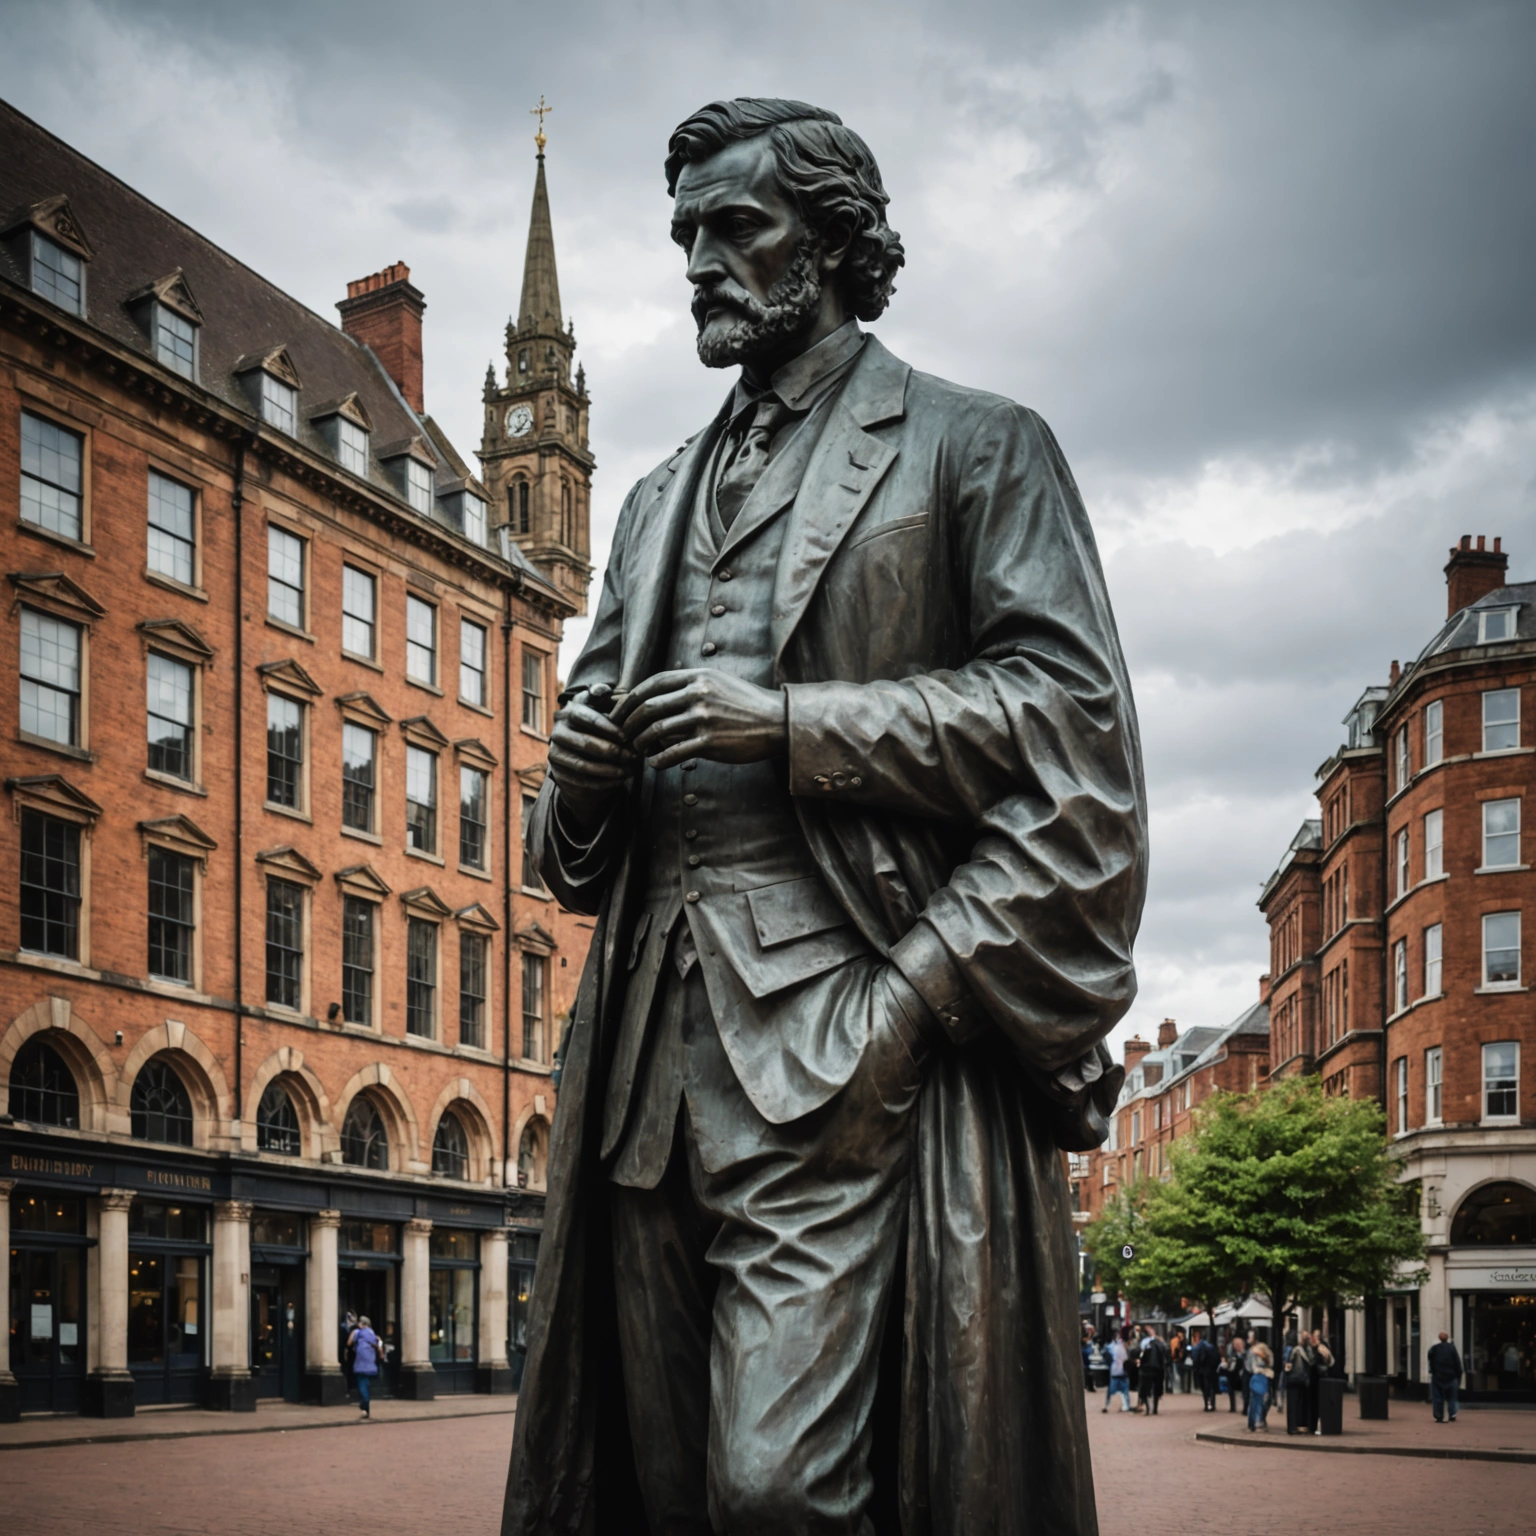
718,569,733,581
701,641,718,656
683,793,698,807
710,603,726,616
832,772,848,788
685,890,701,903
687,854,701,868
685,829,698,840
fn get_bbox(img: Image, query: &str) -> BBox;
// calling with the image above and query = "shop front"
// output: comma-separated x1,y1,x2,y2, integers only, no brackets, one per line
8,1190,88,1414
508,1229,540,1392
127,1199,209,1406
338,1220,401,1401
250,1211,306,1403
1445,1180,1536,1402
429,1228,479,1393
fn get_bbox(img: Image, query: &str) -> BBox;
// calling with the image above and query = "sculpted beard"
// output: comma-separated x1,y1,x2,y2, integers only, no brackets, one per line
693,238,822,368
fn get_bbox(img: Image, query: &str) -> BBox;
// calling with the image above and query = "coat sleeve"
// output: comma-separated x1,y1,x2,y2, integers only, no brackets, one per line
529,475,645,914
784,402,1147,1073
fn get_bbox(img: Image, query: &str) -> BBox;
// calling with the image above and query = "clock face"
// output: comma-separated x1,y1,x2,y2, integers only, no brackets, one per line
506,405,534,439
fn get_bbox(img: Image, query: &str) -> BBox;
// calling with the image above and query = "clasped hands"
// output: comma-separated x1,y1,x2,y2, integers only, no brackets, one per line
547,671,788,830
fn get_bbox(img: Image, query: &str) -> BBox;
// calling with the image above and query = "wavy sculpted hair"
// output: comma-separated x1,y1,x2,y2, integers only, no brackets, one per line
664,98,905,323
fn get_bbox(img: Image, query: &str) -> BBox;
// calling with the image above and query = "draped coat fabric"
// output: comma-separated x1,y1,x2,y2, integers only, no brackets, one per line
501,336,1147,1536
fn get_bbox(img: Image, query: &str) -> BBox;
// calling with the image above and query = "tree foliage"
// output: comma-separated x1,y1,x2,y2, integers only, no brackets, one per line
1087,1077,1425,1340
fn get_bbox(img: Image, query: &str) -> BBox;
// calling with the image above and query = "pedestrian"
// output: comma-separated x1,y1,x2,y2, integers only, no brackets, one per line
1222,1331,1244,1413
1285,1331,1314,1434
1310,1332,1334,1437
1103,1333,1132,1413
348,1313,383,1419
1246,1342,1274,1431
1082,1327,1097,1395
1427,1331,1462,1424
1170,1328,1188,1394
1192,1330,1220,1411
1139,1327,1169,1416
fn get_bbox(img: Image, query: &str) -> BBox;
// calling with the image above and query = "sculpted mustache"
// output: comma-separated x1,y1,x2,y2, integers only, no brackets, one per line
691,285,771,325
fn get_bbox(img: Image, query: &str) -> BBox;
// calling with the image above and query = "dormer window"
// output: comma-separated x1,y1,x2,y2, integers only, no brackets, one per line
261,374,297,433
2,196,94,319
407,459,432,514
308,393,373,477
32,233,84,315
1479,607,1517,644
156,308,197,378
127,272,205,383
234,347,303,437
378,438,438,515
440,486,488,546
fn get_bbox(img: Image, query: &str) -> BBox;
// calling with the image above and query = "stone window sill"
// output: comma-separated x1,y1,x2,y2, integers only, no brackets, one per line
145,768,206,796
144,568,208,603
17,519,94,557
18,731,92,762
405,845,445,866
1474,983,1528,995
342,649,384,673
1475,864,1530,875
265,616,315,645
406,674,444,697
265,802,312,824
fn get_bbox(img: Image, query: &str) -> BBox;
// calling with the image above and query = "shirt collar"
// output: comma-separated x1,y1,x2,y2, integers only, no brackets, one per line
731,319,865,420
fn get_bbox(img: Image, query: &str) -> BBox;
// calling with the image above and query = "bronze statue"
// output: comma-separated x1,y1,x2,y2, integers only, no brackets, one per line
502,97,1145,1536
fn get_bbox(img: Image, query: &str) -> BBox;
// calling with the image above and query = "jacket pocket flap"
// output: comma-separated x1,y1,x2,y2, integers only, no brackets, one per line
746,877,850,948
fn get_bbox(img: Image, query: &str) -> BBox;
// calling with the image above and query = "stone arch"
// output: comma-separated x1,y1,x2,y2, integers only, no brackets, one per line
245,1045,337,1162
425,1078,498,1185
333,1063,421,1173
512,1105,551,1193
121,1021,231,1152
1449,1178,1536,1246
0,996,116,1135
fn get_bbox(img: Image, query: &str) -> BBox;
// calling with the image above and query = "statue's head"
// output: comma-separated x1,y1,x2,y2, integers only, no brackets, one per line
665,98,904,370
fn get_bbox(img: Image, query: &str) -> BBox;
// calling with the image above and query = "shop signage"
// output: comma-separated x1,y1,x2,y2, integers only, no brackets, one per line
1447,1264,1536,1290
144,1168,213,1191
9,1153,98,1180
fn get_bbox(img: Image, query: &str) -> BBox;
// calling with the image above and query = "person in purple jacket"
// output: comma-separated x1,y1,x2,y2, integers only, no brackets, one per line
348,1315,383,1419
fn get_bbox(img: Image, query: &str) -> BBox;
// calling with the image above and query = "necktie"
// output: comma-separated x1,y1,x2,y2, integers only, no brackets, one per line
714,397,791,530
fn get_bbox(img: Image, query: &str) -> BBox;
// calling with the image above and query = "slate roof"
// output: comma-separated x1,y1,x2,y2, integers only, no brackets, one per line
0,98,561,599
1115,1000,1270,1111
1414,579,1536,663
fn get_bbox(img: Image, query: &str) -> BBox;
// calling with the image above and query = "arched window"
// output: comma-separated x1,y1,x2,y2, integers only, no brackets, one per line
1451,1182,1536,1246
131,1058,193,1146
560,480,572,545
8,1036,80,1127
432,1110,469,1180
512,479,529,535
518,1117,549,1192
256,1080,301,1156
342,1095,389,1170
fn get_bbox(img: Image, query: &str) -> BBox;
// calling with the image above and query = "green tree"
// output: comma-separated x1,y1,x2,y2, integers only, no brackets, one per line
1133,1077,1426,1343
1082,1184,1185,1320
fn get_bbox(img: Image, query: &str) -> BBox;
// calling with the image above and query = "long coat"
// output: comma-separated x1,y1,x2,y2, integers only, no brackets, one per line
502,336,1147,1536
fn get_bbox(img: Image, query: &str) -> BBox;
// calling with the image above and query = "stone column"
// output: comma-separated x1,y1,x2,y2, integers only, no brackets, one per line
209,1200,256,1411
85,1188,136,1417
398,1216,436,1400
476,1226,512,1394
304,1209,345,1406
0,1181,18,1422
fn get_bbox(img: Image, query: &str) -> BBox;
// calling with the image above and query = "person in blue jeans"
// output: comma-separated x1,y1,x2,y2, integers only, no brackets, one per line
1101,1335,1132,1413
349,1314,383,1419
1427,1332,1462,1423
1246,1342,1274,1431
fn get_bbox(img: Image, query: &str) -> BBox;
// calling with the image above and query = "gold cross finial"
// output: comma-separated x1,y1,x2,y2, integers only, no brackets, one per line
530,94,552,154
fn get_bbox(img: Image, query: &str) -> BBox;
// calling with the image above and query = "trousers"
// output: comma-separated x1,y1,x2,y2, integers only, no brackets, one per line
608,960,923,1535
1431,1380,1459,1421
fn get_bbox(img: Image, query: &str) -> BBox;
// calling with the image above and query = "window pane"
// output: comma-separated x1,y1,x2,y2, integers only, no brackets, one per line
522,953,546,1060
147,652,194,780
1484,1043,1519,1118
407,596,436,683
155,306,197,379
1424,923,1442,996
1424,700,1443,766
1483,689,1519,751
19,811,80,958
342,723,376,832
338,418,369,475
1426,1047,1442,1121
460,619,486,706
407,746,437,852
260,374,296,434
7,1038,81,1128
1482,609,1513,642
521,650,545,732
31,233,83,314
265,879,304,1010
460,767,487,869
1483,911,1520,985
1424,808,1443,879
460,934,486,1049
20,608,81,745
407,918,436,1037
463,495,487,547
342,1098,388,1169
147,847,194,983
130,1061,193,1145
1483,799,1520,868
266,694,303,808
342,896,375,1025
406,459,433,514
267,526,304,626
147,470,195,584
256,1082,301,1156
20,411,84,540
342,566,375,656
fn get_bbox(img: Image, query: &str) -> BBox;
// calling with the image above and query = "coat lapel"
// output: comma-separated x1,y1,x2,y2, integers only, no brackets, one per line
713,398,824,566
617,403,729,689
770,337,910,669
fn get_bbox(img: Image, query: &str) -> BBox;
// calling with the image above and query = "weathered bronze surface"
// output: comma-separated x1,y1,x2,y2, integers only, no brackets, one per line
502,97,1146,1536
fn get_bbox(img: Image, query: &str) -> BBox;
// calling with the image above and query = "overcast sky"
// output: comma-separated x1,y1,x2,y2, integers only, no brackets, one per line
6,0,1535,1055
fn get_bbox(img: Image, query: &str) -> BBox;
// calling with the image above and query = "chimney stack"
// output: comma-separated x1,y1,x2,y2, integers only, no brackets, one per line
1123,1035,1151,1070
1444,534,1508,618
1157,1018,1178,1049
1258,973,1272,1004
338,261,426,415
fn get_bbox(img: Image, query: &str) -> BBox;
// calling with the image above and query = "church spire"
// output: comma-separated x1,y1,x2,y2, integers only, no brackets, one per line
518,145,563,333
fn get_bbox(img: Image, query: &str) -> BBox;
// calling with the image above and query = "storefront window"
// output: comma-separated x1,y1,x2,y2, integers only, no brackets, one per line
429,1268,476,1365
129,1202,207,1242
429,1228,476,1260
1464,1293,1536,1392
1450,1183,1536,1246
339,1221,398,1255
11,1193,83,1233
252,1212,305,1248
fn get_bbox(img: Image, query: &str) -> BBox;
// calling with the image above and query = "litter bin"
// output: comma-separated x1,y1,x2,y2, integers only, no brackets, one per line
1318,1376,1345,1436
1357,1376,1390,1420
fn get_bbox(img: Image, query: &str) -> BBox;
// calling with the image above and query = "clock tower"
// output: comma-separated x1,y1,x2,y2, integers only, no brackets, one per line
479,115,594,615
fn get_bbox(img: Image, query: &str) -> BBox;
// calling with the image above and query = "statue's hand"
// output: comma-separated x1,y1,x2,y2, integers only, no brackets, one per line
547,688,639,832
612,670,788,771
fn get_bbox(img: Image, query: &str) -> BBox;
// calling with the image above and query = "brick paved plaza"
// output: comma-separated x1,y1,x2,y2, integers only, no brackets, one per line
2,1387,1533,1535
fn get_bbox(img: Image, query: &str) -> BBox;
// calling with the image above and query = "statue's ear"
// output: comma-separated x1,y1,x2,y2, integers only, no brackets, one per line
817,211,857,274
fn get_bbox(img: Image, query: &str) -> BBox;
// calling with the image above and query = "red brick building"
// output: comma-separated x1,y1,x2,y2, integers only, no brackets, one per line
0,100,593,1417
